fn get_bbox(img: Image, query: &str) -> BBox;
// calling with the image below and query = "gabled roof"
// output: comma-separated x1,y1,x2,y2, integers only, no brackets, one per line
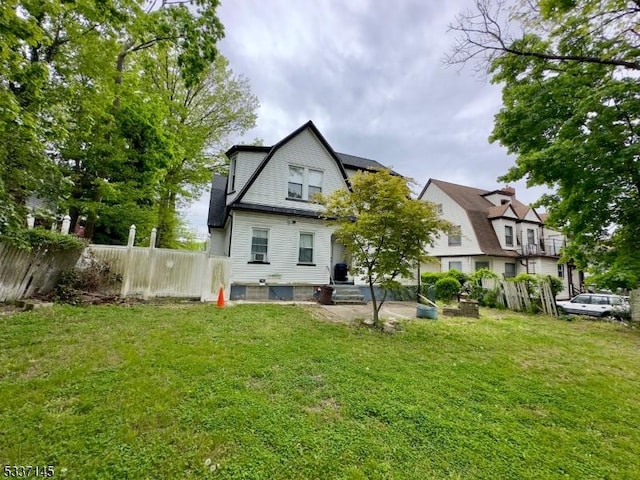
231,120,350,206
208,121,395,229
422,178,543,257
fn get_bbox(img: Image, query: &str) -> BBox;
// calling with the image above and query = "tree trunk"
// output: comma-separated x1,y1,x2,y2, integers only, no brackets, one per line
369,279,379,326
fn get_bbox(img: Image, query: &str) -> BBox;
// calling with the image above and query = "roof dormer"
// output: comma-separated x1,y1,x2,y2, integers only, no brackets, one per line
482,186,515,206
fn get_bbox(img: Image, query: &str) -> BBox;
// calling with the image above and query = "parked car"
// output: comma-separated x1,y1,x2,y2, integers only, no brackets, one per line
556,293,630,318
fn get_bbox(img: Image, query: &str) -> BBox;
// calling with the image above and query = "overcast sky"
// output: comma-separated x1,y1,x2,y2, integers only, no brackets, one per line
184,0,549,236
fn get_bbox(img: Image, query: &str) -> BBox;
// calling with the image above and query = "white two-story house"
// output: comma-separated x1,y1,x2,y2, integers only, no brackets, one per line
418,178,582,299
207,120,401,301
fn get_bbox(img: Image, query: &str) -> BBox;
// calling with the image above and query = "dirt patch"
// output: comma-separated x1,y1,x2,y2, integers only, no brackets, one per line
306,301,421,324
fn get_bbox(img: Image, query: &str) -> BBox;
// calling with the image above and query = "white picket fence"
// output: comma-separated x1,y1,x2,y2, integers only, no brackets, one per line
83,225,230,302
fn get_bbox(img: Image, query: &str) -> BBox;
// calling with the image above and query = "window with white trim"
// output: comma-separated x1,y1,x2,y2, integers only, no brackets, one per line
505,262,516,278
308,169,323,197
298,233,314,263
448,225,462,246
287,165,323,200
288,166,304,199
250,228,269,262
449,261,462,271
505,225,514,247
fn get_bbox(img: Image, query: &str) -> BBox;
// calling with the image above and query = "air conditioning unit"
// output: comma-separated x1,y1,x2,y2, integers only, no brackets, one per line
252,253,266,262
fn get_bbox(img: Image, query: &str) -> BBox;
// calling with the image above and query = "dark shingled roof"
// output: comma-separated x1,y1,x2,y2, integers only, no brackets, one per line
207,174,228,228
424,178,539,258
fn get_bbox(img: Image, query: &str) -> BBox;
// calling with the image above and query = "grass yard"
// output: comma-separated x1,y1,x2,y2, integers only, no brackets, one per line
1,304,639,479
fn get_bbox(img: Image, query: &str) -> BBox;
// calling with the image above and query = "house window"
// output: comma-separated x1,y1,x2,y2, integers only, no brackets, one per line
288,165,323,200
436,203,443,214
558,264,565,278
475,261,490,271
505,263,516,278
505,225,514,247
448,225,462,246
229,157,236,191
308,169,323,197
250,228,269,262
298,233,314,263
449,261,462,272
527,228,535,245
288,166,304,199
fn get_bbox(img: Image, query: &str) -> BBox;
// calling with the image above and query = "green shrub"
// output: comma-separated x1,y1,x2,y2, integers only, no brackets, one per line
444,269,470,285
421,272,443,286
1,227,86,252
435,277,461,303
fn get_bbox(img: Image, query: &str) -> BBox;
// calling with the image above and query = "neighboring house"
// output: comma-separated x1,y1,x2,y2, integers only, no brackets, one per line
207,120,404,301
418,178,582,299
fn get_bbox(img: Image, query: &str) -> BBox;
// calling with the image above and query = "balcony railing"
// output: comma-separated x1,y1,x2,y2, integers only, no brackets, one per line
519,238,565,257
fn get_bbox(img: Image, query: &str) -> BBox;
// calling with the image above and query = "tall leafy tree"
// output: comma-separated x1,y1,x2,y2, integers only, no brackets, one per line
143,52,259,247
447,0,640,288
1,0,227,246
319,170,448,327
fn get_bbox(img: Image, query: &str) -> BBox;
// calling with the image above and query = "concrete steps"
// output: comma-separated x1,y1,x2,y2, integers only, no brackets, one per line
332,285,366,305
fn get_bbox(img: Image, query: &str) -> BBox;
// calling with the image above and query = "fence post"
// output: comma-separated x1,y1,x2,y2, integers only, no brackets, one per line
200,234,213,302
120,225,136,297
61,215,71,235
144,228,157,300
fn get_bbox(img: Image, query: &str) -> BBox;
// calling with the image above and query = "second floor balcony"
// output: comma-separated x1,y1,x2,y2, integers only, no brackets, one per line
519,237,565,257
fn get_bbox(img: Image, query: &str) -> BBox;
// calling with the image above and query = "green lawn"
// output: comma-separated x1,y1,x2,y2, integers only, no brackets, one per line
1,304,639,479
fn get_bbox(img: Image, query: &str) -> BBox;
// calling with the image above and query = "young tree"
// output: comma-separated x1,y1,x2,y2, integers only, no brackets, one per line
319,170,448,327
447,0,640,287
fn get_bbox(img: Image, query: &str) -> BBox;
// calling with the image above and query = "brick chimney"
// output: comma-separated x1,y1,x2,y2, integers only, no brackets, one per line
502,186,515,196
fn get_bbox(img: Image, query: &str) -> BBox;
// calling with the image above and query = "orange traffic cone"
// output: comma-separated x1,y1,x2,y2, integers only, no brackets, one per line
217,286,225,307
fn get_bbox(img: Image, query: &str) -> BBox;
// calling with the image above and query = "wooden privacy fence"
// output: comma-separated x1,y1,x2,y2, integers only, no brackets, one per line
0,243,82,302
84,225,231,302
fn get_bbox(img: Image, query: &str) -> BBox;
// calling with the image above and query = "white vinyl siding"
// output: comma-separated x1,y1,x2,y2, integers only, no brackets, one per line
230,212,335,284
227,151,267,203
242,129,346,211
420,184,483,256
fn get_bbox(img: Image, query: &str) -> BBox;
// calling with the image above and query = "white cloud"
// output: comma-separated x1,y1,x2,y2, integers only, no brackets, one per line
183,0,551,230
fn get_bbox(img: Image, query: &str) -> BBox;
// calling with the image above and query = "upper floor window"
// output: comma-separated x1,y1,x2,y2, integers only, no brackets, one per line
527,228,535,245
308,170,323,197
448,225,462,246
288,166,304,199
505,225,514,247
229,157,236,191
436,203,443,214
288,165,323,200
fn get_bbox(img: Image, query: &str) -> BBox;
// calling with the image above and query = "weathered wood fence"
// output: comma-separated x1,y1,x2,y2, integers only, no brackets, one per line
0,243,82,302
482,277,558,317
631,290,639,322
